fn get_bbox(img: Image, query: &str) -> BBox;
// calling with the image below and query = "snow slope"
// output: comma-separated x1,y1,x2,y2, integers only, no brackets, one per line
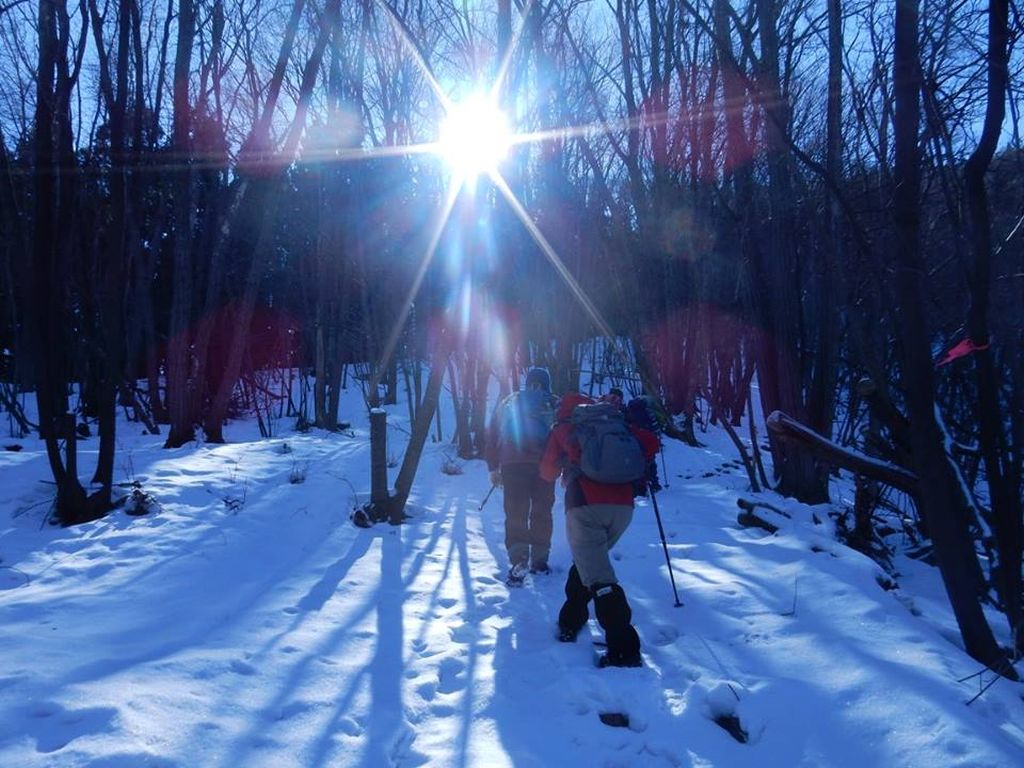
0,386,1022,767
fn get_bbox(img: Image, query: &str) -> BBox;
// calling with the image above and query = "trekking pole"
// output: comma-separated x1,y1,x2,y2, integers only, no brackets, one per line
649,485,683,607
479,484,497,511
659,444,669,488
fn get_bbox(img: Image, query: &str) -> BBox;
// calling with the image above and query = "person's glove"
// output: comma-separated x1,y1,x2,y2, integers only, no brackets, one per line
489,470,502,487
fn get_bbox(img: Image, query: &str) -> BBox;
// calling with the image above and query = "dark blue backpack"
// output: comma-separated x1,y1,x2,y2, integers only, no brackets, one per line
499,390,554,451
571,402,647,484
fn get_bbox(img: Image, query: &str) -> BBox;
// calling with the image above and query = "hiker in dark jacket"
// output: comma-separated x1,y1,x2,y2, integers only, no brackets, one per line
600,387,624,410
486,367,558,586
539,392,660,667
625,396,664,493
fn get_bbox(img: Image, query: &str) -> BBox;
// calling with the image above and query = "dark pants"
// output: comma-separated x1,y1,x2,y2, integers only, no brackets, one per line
593,583,641,662
558,567,640,661
502,463,555,568
558,564,591,632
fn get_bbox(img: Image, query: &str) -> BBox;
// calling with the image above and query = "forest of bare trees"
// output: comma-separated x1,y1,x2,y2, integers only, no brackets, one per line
1,0,1022,675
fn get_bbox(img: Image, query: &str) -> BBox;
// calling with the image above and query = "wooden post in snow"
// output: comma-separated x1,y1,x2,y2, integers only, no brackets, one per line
370,408,388,510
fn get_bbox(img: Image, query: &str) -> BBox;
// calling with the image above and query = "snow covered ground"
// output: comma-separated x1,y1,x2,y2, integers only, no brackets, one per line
1,383,1023,767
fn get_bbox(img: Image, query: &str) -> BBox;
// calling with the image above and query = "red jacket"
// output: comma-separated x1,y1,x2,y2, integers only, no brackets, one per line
539,393,660,507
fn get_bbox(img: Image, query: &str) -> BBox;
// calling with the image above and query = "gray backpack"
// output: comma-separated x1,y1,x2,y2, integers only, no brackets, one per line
571,402,647,484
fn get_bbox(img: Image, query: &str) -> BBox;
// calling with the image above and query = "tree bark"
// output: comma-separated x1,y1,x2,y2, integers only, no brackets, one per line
753,0,827,504
961,0,1021,648
31,0,103,524
391,332,451,519
89,0,135,496
163,0,196,448
891,0,1014,678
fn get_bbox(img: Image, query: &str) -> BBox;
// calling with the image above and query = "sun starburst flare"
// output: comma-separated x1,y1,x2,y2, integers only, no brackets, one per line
438,95,512,179
363,0,646,380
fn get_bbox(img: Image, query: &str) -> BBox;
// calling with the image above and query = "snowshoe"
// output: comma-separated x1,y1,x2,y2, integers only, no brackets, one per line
530,561,551,575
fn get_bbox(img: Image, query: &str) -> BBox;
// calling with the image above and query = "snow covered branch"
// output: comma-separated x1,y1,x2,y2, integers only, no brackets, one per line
766,411,919,495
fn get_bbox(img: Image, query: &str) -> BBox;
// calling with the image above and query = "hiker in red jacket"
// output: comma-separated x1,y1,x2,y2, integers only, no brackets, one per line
539,392,660,667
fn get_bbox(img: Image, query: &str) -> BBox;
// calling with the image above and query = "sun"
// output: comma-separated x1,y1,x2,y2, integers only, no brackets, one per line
438,94,512,177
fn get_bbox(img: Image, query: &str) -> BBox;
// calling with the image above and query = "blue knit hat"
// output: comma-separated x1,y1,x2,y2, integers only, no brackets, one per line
525,367,551,393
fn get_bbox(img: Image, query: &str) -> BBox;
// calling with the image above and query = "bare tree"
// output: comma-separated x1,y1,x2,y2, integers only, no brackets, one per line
960,0,1021,650
163,0,196,448
29,0,109,524
891,0,1014,678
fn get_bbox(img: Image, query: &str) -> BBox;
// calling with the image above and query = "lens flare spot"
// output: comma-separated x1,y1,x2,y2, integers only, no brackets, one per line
439,95,511,177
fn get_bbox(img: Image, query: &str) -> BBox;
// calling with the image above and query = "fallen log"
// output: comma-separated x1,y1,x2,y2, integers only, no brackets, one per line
737,509,779,534
736,497,791,534
766,411,919,496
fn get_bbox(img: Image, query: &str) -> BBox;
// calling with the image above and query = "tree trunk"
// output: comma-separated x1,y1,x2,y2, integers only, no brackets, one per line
32,0,69,482
891,0,1014,678
0,132,24,411
370,408,388,506
961,0,1021,648
91,0,135,495
450,356,472,458
164,0,196,448
754,0,827,504
807,0,843,440
391,334,451,518
31,0,102,524
471,359,490,457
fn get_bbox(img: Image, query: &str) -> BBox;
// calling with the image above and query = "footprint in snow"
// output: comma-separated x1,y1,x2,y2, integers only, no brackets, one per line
702,682,761,744
335,716,363,737
416,680,437,702
31,702,61,718
86,563,114,579
272,699,317,722
230,660,257,676
28,704,119,754
449,622,475,644
651,625,681,646
98,534,135,548
415,645,443,660
0,568,29,590
436,657,467,694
